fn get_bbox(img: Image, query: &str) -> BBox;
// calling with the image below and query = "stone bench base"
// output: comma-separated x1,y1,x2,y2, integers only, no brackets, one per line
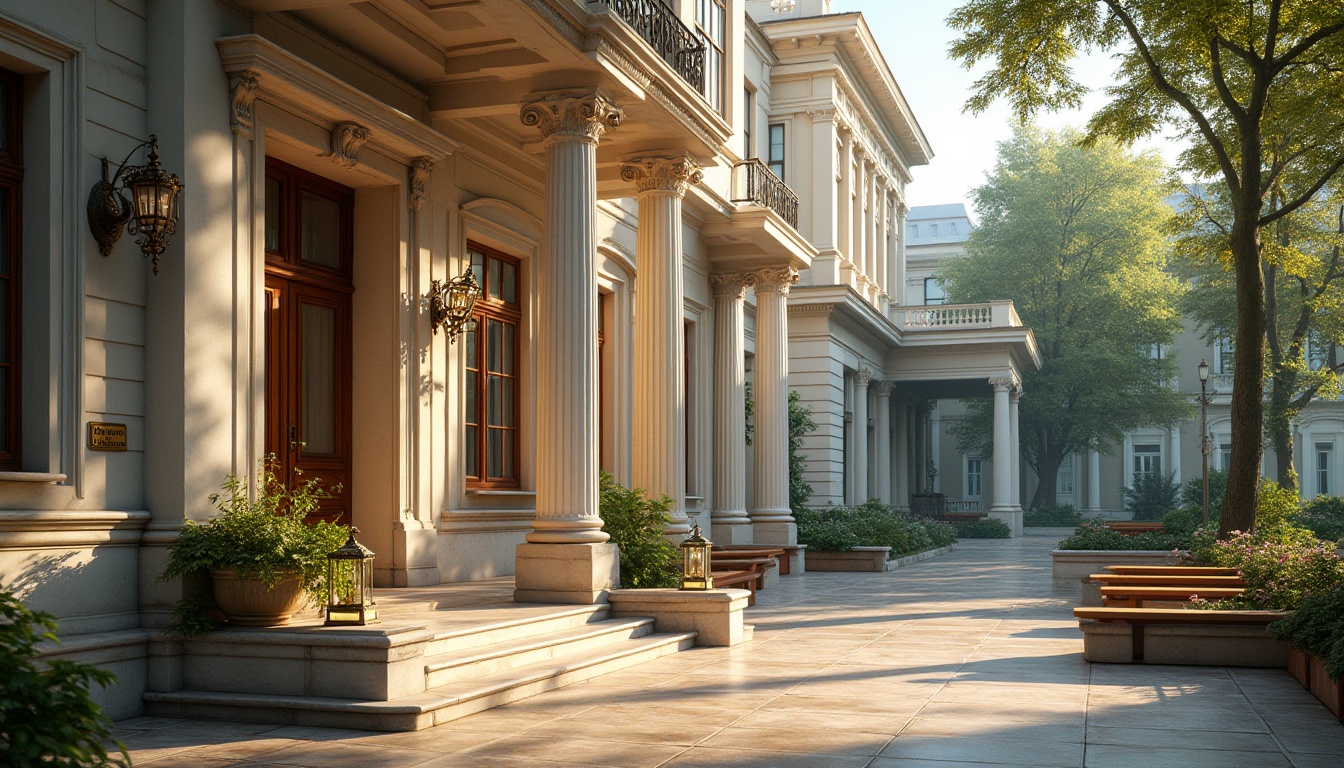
1080,620,1288,667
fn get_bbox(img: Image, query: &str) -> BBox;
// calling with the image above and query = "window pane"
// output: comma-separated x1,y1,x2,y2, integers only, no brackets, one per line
488,257,502,301
487,375,509,427
0,78,8,152
0,278,8,360
501,260,517,305
469,248,485,285
0,187,8,273
465,324,479,370
502,322,516,376
300,302,337,455
487,319,502,373
0,370,7,453
465,370,478,425
487,429,502,477
501,430,515,480
465,425,479,478
265,178,281,252
300,192,342,268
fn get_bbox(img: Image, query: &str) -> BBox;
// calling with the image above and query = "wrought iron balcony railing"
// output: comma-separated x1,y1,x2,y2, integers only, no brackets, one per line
731,159,799,229
589,0,705,93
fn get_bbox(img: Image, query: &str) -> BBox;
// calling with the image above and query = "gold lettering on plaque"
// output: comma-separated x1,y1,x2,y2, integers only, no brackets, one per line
88,422,128,451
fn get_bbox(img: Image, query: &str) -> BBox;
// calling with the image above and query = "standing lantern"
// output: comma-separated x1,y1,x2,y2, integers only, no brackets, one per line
680,523,713,590
325,528,378,626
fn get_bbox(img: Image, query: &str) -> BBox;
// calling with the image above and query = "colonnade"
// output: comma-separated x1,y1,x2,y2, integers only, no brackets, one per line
512,89,804,602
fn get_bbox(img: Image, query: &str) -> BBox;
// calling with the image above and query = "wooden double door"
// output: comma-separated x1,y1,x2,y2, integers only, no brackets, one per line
263,159,353,524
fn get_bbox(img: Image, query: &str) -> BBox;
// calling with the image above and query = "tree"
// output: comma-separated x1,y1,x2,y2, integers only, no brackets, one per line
943,127,1189,510
1174,185,1344,489
949,0,1344,537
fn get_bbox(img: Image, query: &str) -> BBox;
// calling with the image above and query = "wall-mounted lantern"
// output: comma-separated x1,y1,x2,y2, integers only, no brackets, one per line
87,134,183,275
428,270,481,341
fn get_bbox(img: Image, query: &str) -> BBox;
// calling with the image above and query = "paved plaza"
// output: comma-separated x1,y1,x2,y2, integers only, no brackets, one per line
110,533,1344,767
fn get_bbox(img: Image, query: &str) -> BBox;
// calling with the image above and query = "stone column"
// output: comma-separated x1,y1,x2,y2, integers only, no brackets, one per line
1169,425,1182,485
874,381,892,504
867,167,880,302
852,368,872,504
1009,387,1022,514
854,151,868,290
623,154,702,538
893,397,909,506
515,91,622,603
989,377,1015,529
895,198,908,306
809,111,841,284
1087,447,1101,512
875,182,888,304
750,266,800,545
710,272,755,545
837,126,854,283
930,402,941,494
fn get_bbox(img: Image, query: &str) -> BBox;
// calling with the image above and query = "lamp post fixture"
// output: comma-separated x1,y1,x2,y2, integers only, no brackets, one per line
86,134,184,275
427,269,481,341
1198,359,1210,525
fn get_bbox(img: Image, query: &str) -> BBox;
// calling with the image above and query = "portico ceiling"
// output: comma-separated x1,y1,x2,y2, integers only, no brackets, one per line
229,0,732,165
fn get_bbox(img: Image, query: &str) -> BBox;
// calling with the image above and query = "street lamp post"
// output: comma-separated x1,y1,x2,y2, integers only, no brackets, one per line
1198,359,1210,525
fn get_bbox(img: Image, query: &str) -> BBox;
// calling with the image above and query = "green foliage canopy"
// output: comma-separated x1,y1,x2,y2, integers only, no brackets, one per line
943,127,1189,508
948,0,1344,535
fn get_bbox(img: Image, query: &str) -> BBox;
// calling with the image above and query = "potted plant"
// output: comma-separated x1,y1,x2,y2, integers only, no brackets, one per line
159,457,349,631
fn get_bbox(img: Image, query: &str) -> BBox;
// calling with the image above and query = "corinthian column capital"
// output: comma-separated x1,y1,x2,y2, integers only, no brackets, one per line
856,367,874,388
709,272,756,299
988,376,1015,392
520,91,623,144
751,266,800,296
621,154,703,197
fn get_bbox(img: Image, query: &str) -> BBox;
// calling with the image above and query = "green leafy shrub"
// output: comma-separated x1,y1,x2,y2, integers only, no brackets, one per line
788,390,816,514
796,501,955,557
1269,587,1344,681
1057,520,1192,551
954,517,1012,538
1197,531,1344,610
0,592,130,767
1162,508,1199,535
1123,471,1181,521
1023,504,1083,527
1300,495,1344,543
598,472,679,588
1179,469,1227,524
159,459,349,633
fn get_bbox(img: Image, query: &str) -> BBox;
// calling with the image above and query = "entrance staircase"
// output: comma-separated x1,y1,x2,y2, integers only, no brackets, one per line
143,585,698,731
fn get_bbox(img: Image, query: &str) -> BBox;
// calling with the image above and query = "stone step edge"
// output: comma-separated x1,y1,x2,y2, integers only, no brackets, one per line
423,603,609,646
424,616,655,676
143,630,698,719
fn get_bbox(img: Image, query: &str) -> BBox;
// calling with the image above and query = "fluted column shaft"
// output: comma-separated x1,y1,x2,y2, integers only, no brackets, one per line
710,273,753,543
874,381,892,504
624,155,701,537
520,92,621,544
893,399,909,505
1009,388,1022,511
854,153,867,282
852,369,872,503
990,378,1013,514
750,266,799,544
838,128,853,268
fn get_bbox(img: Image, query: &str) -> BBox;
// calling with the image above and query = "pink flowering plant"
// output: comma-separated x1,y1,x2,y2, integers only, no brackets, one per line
1197,531,1344,610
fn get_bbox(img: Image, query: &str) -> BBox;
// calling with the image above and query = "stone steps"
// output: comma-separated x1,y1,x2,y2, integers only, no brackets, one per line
143,628,696,731
143,599,699,731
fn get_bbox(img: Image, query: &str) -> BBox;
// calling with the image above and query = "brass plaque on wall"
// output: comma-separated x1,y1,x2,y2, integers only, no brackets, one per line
88,422,128,451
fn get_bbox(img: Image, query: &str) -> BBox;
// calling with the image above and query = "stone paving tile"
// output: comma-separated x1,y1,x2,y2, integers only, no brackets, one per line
110,537,1344,767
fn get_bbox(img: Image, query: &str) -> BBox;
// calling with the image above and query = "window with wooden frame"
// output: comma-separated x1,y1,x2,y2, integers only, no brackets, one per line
0,68,23,470
464,243,521,488
696,0,726,114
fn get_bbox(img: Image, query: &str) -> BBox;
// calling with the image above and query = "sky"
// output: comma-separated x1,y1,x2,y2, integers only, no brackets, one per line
832,0,1186,214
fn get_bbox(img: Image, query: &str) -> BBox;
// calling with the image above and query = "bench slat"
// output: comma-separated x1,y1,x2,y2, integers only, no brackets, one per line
1102,566,1238,576
1088,574,1245,587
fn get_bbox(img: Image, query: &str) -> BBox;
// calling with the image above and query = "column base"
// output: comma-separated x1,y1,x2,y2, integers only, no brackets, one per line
710,519,755,545
750,520,797,546
988,507,1023,538
513,543,619,604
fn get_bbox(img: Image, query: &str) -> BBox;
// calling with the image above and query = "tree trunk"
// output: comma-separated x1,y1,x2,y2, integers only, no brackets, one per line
1030,458,1060,510
1268,374,1298,491
1221,214,1266,537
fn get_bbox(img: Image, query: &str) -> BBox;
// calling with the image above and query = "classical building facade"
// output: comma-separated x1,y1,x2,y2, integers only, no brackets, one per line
0,0,1036,721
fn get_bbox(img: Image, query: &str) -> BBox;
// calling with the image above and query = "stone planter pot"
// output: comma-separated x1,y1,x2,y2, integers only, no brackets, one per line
1051,549,1179,596
805,547,891,572
210,568,307,627
1288,647,1311,688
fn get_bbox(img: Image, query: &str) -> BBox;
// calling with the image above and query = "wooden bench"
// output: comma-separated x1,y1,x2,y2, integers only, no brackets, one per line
709,556,776,590
1104,521,1166,535
1088,574,1246,588
1100,585,1245,608
1074,606,1286,662
710,569,758,606
713,546,789,575
1103,565,1239,576
714,544,805,575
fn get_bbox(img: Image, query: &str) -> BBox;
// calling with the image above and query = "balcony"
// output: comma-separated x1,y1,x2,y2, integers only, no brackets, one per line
897,301,1022,331
731,159,799,229
588,0,705,93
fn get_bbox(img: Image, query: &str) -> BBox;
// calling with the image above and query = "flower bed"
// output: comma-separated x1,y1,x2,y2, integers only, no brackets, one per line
795,501,957,561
